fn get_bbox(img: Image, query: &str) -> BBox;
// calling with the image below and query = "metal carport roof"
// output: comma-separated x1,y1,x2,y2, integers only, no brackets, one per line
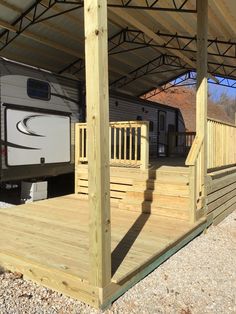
0,0,235,96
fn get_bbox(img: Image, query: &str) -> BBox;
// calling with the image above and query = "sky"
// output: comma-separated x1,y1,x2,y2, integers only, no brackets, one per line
175,72,236,102
208,83,236,102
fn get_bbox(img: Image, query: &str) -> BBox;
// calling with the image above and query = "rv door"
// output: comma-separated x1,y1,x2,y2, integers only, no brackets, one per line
157,110,167,157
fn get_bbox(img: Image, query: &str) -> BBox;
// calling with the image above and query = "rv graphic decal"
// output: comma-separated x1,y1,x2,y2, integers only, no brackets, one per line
0,139,39,150
16,115,46,137
5,108,71,166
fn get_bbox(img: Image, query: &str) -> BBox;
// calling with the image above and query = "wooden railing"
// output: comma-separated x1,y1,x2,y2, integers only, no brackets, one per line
75,121,149,169
186,135,204,222
168,132,196,157
207,118,236,170
185,118,236,222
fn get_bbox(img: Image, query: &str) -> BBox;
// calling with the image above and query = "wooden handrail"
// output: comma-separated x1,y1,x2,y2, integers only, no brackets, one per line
207,117,236,129
109,121,147,126
185,135,204,166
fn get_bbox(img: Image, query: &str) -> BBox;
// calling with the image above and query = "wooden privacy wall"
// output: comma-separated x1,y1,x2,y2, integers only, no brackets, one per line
75,121,149,169
207,168,236,225
207,118,236,170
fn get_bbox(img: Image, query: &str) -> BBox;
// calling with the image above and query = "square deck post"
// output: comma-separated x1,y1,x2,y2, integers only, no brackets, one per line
196,0,208,208
84,0,111,289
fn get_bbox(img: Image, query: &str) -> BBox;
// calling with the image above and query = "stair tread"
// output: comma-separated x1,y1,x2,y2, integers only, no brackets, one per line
126,190,189,198
121,198,189,210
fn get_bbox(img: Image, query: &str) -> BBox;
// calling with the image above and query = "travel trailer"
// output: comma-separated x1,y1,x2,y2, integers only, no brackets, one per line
0,58,83,182
0,58,185,183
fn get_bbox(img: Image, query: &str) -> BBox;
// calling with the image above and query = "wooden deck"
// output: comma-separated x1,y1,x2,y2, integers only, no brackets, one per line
0,194,206,308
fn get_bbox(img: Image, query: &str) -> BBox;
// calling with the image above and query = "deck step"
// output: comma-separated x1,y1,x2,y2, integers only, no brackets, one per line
148,173,189,185
76,164,191,222
134,180,189,195
123,201,190,220
120,194,189,210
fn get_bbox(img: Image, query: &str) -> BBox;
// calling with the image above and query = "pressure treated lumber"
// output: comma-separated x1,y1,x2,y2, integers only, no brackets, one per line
207,169,236,225
0,195,206,309
84,0,111,287
196,0,208,209
207,118,236,169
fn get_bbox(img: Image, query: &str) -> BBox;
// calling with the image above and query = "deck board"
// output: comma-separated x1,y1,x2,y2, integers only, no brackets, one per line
0,194,206,307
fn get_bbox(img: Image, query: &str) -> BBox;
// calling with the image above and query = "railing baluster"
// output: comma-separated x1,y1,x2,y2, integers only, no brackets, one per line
118,127,122,161
109,125,111,160
134,127,138,162
129,127,132,161
124,127,127,161
114,127,117,162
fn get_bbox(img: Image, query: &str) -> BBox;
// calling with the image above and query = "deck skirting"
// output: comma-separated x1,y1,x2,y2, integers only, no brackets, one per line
207,167,236,225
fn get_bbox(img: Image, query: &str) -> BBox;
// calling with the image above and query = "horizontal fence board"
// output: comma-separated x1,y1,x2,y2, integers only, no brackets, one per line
207,169,236,224
207,172,236,194
207,182,236,204
208,188,236,213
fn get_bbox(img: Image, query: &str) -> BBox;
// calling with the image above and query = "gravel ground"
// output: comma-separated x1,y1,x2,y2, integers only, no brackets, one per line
0,199,235,314
0,202,15,209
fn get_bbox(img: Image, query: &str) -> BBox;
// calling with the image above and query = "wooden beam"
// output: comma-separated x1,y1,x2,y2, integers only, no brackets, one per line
84,0,111,288
196,0,208,207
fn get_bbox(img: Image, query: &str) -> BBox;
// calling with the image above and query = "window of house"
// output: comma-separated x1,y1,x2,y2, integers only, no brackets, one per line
149,121,154,132
27,78,51,100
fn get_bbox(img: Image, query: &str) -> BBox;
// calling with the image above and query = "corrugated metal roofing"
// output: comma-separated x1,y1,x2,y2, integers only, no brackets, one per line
0,0,235,96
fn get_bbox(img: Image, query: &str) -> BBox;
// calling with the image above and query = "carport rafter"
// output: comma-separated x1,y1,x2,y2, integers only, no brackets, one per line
55,0,196,12
110,52,235,91
59,26,236,91
142,71,236,99
108,28,236,60
0,0,82,51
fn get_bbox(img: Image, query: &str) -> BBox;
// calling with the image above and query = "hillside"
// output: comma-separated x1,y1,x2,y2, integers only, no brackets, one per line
146,86,234,132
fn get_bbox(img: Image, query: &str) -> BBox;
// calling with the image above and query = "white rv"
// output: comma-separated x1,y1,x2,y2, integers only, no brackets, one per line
0,58,185,183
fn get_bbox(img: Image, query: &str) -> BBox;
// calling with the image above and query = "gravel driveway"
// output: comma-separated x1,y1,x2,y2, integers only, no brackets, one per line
0,200,235,314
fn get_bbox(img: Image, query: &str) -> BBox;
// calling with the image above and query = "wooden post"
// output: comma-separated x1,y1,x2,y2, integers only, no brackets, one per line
196,0,208,209
84,0,111,288
140,122,149,170
74,124,80,194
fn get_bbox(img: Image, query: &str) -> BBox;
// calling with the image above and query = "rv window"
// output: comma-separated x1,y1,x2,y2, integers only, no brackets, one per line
27,79,50,100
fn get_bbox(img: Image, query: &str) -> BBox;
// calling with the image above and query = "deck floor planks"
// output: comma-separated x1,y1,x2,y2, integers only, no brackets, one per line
0,194,205,305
